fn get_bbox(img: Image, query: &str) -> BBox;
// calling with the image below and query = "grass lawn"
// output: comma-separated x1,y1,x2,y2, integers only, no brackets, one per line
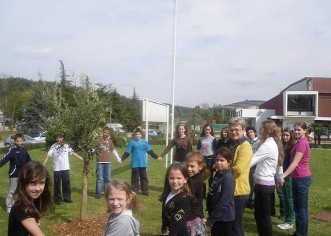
0,146,331,235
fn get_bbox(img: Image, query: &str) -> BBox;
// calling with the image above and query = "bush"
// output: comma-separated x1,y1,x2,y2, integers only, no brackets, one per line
109,131,128,148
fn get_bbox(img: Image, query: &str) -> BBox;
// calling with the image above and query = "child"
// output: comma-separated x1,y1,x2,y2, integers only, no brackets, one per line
159,123,192,162
159,162,193,236
121,128,161,195
95,126,122,199
185,152,210,236
8,161,54,236
0,133,32,213
43,133,83,204
205,147,235,236
104,179,140,236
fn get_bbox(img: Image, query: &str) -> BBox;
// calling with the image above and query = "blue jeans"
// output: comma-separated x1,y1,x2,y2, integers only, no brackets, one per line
292,176,312,236
95,163,111,197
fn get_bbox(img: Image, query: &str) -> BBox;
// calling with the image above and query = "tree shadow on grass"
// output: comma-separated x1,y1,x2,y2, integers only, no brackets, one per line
0,195,6,212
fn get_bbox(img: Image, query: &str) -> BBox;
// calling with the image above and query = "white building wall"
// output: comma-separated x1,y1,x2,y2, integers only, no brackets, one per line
239,109,275,129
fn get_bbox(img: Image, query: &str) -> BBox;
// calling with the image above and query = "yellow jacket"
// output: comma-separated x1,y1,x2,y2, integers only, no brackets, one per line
232,139,253,196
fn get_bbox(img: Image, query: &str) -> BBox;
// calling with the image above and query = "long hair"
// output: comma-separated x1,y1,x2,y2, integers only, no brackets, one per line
159,162,193,202
220,127,229,140
13,161,54,220
259,120,284,166
282,128,296,151
200,123,215,137
174,123,188,138
185,152,210,182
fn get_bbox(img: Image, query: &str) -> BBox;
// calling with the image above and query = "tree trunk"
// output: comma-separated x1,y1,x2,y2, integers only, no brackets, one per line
80,161,88,220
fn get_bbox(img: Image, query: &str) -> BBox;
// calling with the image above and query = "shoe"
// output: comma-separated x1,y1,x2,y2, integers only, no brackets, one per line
64,200,73,203
95,195,101,199
55,201,62,205
142,192,149,196
278,223,293,230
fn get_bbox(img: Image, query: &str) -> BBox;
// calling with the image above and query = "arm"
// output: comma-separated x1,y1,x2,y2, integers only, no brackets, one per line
187,137,193,153
147,149,162,161
212,138,218,153
169,196,190,236
121,152,130,161
112,149,122,164
250,142,269,167
283,151,304,178
42,156,50,166
232,142,252,174
159,139,176,157
0,149,12,168
21,218,45,236
72,152,84,162
196,139,202,151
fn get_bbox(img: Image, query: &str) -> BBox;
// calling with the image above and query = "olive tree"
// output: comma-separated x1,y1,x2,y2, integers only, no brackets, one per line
42,75,108,220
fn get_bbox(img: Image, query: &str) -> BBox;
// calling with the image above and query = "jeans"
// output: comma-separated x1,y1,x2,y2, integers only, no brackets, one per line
254,184,274,236
281,177,295,224
233,195,249,236
95,163,111,197
54,170,71,202
292,176,312,236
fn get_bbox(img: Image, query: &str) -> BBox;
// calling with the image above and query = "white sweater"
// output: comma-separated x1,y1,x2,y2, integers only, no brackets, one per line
251,137,280,182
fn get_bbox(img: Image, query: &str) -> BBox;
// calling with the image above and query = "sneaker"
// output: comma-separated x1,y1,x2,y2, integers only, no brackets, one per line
278,223,293,230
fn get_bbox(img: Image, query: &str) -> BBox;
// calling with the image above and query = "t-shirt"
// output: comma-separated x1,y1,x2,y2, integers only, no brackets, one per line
125,139,152,168
47,143,74,171
8,201,38,236
197,136,217,157
290,137,311,178
95,138,115,163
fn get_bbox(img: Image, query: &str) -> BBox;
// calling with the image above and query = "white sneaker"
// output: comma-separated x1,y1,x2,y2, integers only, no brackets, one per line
278,223,293,230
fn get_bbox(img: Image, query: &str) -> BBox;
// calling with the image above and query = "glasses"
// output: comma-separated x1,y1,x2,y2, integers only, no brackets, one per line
230,128,242,133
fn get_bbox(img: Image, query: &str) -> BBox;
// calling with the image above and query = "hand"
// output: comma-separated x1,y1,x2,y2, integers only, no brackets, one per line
157,157,163,161
117,160,123,164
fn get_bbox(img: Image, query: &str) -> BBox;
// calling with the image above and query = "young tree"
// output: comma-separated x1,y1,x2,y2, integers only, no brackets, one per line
42,75,108,220
308,123,327,145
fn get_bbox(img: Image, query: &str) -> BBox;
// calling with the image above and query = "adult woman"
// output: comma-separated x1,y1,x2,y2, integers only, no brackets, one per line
250,120,284,236
277,128,296,230
159,123,192,163
281,122,312,236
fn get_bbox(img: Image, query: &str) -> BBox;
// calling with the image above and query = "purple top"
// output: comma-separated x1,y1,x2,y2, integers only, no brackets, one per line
290,137,311,178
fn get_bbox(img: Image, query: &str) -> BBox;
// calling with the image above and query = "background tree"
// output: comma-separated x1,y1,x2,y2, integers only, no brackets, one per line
308,123,328,145
126,87,141,131
42,75,108,220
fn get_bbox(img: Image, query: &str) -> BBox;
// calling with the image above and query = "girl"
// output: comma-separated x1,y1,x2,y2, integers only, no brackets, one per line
250,120,284,236
197,124,218,188
185,152,210,236
159,123,192,162
8,161,54,236
205,147,235,236
104,179,140,236
217,127,230,149
281,122,312,236
277,128,296,230
160,162,193,236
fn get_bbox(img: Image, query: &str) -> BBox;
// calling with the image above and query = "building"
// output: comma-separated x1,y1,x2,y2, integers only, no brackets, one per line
238,77,331,130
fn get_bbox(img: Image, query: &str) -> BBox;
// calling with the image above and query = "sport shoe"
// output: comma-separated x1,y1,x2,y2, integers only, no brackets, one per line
278,223,293,230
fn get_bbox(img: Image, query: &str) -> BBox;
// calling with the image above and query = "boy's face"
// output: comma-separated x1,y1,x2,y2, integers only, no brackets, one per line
15,137,24,147
134,132,142,140
215,154,231,172
103,130,110,139
56,136,64,143
246,130,256,140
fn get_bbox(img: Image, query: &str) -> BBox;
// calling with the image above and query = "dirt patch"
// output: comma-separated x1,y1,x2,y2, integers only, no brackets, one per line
312,212,331,223
48,215,106,236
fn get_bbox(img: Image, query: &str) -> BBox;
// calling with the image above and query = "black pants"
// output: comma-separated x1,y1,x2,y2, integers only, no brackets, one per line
131,168,148,194
211,221,233,236
233,195,249,236
254,184,274,236
54,170,71,203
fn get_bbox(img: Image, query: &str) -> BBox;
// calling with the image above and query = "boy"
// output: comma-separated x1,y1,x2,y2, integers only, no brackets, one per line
0,133,32,213
95,126,122,199
43,133,83,204
121,128,162,195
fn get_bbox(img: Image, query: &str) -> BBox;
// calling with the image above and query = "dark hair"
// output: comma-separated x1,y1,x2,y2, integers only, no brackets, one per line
13,161,54,220
215,147,234,163
55,133,64,138
294,121,308,137
246,126,257,134
200,123,214,137
282,128,296,150
103,126,111,132
175,123,188,138
159,162,193,201
185,152,210,182
15,133,24,140
220,127,229,140
134,128,142,134
105,179,138,214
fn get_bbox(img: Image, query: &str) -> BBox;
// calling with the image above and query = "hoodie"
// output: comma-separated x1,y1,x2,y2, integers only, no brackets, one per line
104,210,140,236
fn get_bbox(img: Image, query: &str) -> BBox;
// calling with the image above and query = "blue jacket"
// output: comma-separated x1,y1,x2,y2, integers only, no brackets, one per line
0,145,31,178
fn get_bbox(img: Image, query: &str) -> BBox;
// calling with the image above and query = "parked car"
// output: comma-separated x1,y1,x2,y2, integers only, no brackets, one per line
27,130,48,142
4,134,42,147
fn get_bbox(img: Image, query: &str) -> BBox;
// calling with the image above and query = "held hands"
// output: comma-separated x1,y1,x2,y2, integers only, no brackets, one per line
117,159,123,164
157,156,163,161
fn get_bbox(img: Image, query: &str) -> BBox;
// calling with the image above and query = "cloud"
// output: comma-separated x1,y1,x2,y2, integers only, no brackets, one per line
15,45,54,58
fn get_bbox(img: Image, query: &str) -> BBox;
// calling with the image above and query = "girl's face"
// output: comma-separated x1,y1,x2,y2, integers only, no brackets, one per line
186,160,202,177
282,131,291,143
294,125,307,139
168,169,187,194
215,155,231,172
258,126,267,138
107,187,132,217
25,179,46,200
221,130,228,138
204,126,212,137
178,126,186,136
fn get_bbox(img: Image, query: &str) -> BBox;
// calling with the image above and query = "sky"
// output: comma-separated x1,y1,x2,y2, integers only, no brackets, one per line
1,0,331,108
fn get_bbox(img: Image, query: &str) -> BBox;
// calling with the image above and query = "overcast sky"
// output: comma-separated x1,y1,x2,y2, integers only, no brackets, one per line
1,0,331,108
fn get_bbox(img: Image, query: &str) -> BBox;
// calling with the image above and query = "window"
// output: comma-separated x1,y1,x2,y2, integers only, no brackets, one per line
287,94,315,113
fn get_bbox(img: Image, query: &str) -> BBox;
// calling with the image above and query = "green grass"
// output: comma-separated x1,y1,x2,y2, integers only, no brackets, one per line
0,146,331,235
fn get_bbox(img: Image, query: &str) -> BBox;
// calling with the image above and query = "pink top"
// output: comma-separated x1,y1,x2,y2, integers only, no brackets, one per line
290,137,311,178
